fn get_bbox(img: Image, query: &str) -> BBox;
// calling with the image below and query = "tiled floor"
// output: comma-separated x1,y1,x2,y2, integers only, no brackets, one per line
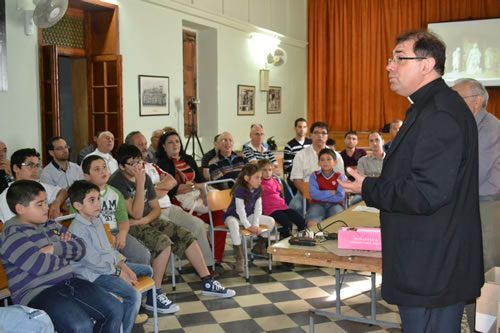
133,247,471,333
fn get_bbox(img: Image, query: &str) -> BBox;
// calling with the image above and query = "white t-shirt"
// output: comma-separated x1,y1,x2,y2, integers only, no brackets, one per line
144,162,172,209
290,145,345,181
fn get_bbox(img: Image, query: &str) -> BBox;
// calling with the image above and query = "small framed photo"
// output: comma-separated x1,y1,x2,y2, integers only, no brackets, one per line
138,75,169,116
267,86,281,114
237,85,255,116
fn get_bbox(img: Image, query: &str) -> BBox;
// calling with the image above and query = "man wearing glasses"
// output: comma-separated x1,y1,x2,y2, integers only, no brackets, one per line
340,30,483,332
288,121,344,216
40,137,84,190
0,148,68,222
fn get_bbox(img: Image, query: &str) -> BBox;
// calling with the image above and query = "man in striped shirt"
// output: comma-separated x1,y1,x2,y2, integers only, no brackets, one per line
284,118,311,192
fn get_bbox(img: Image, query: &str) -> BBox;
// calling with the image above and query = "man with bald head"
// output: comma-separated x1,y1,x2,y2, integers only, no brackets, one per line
208,132,247,188
453,78,499,273
242,124,281,176
0,141,12,193
146,129,164,164
83,131,118,174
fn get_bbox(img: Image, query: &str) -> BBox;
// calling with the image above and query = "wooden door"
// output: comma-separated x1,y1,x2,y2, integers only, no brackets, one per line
183,30,197,136
39,45,60,164
88,54,123,151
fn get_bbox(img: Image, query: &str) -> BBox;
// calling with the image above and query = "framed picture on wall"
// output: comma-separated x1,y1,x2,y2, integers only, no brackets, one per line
139,75,169,116
267,86,281,114
237,84,255,116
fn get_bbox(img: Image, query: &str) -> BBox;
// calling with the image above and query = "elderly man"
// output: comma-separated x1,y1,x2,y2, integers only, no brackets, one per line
453,78,499,272
242,124,281,176
357,131,385,177
208,132,247,188
146,129,164,164
40,136,84,189
289,121,344,215
0,148,67,221
383,120,403,152
125,131,218,273
340,30,483,332
84,131,119,174
0,141,12,193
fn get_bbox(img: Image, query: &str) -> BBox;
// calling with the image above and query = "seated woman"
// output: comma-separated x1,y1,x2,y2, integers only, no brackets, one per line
156,131,227,268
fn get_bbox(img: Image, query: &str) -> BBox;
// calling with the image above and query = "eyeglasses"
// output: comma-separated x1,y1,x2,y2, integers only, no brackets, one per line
388,56,427,65
462,95,479,99
126,159,143,167
312,131,328,136
53,145,70,151
20,162,41,169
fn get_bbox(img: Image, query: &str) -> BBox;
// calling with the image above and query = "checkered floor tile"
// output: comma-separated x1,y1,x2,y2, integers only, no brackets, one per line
132,247,471,333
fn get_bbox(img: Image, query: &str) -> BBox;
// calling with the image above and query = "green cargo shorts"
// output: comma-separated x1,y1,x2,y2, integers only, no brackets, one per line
129,218,197,259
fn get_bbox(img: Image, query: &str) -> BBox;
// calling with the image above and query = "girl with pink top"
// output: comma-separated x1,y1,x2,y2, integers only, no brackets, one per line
258,159,305,238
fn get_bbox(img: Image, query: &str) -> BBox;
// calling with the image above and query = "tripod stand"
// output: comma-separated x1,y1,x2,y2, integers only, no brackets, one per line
185,97,204,161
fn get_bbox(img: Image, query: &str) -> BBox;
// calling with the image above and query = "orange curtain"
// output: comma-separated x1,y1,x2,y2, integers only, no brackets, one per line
308,0,500,131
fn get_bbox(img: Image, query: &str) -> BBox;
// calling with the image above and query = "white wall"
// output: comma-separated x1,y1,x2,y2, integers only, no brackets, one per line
0,0,307,158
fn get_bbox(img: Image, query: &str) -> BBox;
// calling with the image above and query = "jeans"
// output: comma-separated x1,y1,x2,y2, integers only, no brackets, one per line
289,192,306,216
93,263,153,333
0,305,54,333
305,202,344,223
28,277,123,333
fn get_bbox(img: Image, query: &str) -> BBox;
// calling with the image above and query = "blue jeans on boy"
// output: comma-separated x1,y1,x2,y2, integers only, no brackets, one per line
305,202,344,223
0,305,54,333
28,277,123,333
94,263,153,333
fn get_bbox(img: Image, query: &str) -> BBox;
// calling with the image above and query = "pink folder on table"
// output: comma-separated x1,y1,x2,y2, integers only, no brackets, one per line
338,227,381,251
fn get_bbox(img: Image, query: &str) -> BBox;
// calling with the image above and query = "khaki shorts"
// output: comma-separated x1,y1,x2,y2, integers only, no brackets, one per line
129,218,196,259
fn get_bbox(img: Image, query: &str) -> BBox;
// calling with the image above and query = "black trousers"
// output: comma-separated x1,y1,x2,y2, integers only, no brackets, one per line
398,302,464,333
270,209,306,238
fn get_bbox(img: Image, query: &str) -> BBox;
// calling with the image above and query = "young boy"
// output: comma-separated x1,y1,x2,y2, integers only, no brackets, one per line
108,144,235,306
68,180,153,333
81,155,151,266
0,180,123,332
306,148,346,228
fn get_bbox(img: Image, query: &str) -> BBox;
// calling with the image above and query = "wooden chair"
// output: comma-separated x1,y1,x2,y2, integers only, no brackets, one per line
103,224,158,333
203,179,273,281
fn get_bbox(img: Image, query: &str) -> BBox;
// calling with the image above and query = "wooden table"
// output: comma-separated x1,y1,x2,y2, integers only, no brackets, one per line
268,203,400,331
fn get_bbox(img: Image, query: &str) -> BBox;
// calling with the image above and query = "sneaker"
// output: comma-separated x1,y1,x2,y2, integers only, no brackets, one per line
143,290,180,314
201,278,236,298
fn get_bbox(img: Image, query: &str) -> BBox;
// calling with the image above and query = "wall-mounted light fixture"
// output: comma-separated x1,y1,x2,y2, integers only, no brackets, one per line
248,32,280,68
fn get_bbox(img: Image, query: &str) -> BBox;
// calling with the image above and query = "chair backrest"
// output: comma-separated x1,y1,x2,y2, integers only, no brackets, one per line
303,181,311,200
207,189,232,212
102,223,114,244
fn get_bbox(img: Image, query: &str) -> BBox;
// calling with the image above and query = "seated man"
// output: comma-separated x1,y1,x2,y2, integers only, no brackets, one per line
77,131,100,165
0,140,12,193
108,144,235,309
208,132,247,188
383,120,402,152
40,136,84,189
242,124,281,176
284,118,311,177
0,148,67,221
340,131,367,180
358,131,385,177
0,180,123,332
83,131,119,174
126,131,217,272
289,122,345,216
201,134,220,180
145,129,164,164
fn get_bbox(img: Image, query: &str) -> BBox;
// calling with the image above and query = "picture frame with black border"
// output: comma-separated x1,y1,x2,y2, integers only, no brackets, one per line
138,75,169,116
267,86,281,114
237,84,256,116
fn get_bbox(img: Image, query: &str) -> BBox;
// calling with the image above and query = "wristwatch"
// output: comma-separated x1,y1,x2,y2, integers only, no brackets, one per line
114,266,122,277
191,184,196,191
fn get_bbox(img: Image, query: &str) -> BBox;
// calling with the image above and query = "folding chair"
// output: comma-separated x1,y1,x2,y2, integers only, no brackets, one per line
302,181,311,218
103,224,158,333
203,179,273,281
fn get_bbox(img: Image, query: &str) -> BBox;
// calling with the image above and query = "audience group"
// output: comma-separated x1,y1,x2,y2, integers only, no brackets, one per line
0,76,498,332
